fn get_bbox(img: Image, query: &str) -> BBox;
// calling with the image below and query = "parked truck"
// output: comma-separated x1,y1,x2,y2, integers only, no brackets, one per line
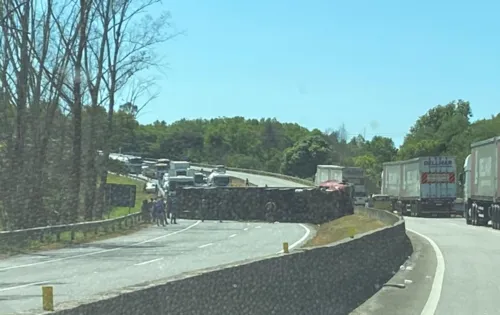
381,156,457,217
314,165,368,206
460,136,500,228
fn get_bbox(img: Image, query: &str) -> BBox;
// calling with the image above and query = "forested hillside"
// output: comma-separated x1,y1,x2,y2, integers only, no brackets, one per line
2,2,498,233
112,100,499,194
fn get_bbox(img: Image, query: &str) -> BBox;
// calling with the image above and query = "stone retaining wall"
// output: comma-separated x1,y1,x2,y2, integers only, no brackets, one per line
41,216,412,315
175,186,353,225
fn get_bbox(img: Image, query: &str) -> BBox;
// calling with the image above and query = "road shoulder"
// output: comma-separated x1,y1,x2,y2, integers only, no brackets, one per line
350,230,437,315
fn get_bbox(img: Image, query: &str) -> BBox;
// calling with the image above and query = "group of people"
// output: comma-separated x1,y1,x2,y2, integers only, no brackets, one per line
141,197,177,226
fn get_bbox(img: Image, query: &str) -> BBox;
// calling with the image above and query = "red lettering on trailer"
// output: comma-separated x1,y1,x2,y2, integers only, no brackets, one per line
449,173,455,183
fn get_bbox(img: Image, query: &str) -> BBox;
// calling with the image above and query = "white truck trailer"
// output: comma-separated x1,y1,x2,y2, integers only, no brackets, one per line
381,156,457,217
314,165,368,206
168,161,192,177
460,136,500,227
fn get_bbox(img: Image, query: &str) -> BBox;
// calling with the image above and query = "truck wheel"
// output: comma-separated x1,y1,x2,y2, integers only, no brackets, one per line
465,206,471,225
471,206,478,226
492,207,498,230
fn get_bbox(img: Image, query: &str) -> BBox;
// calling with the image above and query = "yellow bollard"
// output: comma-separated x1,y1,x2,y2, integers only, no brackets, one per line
347,227,356,238
42,286,54,311
283,242,289,253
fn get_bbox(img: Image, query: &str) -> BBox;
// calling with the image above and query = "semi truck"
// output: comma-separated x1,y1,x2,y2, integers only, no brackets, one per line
381,156,457,217
207,172,231,187
314,165,368,206
460,136,500,227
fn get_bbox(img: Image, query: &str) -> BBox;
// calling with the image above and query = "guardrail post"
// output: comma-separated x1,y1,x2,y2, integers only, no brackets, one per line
42,286,54,311
347,227,356,238
70,231,75,241
283,242,289,253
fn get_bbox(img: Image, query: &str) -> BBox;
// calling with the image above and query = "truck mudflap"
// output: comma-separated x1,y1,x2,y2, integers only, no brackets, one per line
409,199,455,217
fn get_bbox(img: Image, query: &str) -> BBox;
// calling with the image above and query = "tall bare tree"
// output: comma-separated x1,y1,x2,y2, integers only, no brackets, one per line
93,0,181,217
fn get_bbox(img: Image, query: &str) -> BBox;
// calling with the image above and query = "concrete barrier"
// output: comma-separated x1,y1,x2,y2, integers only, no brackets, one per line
34,211,411,315
354,207,401,225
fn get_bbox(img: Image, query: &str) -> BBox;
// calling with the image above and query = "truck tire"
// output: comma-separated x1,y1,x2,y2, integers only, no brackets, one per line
465,202,472,225
471,205,478,226
492,206,499,230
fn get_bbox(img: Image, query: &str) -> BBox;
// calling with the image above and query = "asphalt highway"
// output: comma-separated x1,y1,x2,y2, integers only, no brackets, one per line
0,219,312,314
191,167,307,187
223,170,500,315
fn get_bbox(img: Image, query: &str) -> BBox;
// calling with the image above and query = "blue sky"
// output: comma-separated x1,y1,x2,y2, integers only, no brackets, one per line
135,0,500,148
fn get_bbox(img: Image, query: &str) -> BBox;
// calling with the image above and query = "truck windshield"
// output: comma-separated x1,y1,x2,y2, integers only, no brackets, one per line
156,164,168,171
214,177,230,186
128,158,143,165
194,174,204,183
347,178,364,185
354,191,367,197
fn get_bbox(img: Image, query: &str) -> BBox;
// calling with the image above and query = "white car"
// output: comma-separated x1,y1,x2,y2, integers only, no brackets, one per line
145,182,158,194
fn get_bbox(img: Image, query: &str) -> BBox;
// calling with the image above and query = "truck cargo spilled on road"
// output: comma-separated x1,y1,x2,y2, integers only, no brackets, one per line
174,186,354,224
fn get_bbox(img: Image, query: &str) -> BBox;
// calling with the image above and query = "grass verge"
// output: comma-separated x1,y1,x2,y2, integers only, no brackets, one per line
107,174,156,218
0,174,154,258
304,214,388,247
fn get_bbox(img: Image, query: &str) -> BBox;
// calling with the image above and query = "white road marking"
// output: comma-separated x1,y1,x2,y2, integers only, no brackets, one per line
134,257,163,266
255,226,261,229
407,228,445,315
243,227,249,231
198,243,213,248
229,234,237,238
0,280,55,292
0,220,202,272
276,223,311,254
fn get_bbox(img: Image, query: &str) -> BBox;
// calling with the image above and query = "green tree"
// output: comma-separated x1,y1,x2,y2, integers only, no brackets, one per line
280,135,331,178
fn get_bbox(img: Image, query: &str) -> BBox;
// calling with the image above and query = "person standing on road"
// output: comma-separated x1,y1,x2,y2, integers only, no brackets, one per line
153,198,167,227
216,195,223,223
141,199,150,223
200,198,207,222
170,195,178,224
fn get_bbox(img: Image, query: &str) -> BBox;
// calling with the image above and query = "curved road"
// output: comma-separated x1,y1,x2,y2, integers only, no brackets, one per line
0,182,312,314
4,168,496,314
224,170,500,315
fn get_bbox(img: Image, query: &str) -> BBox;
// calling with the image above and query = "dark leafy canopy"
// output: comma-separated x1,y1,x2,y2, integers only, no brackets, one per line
1,96,498,230
111,99,498,195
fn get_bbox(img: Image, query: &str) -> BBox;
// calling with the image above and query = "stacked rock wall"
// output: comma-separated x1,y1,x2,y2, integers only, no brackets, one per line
175,186,353,224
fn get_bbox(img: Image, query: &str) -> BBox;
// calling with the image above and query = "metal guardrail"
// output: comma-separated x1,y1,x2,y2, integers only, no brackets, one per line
0,213,143,248
0,174,148,248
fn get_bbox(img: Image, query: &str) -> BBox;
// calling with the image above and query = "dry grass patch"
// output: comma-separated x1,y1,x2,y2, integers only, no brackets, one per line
305,214,388,247
229,177,256,187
